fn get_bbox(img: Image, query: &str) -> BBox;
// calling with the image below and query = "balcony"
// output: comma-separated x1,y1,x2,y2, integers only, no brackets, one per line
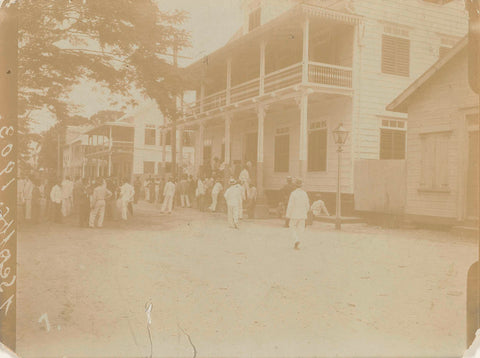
182,61,352,119
85,140,134,157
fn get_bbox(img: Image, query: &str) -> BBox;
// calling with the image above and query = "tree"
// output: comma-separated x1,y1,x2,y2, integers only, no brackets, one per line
17,0,190,174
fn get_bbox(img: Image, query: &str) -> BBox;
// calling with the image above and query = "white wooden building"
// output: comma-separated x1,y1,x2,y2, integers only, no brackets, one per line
387,37,479,226
64,103,195,180
171,0,467,212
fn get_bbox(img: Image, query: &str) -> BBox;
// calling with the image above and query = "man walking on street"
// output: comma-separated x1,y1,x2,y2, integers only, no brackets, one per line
224,178,242,229
286,178,310,250
161,176,176,214
209,179,223,212
119,178,135,221
281,176,295,227
78,178,90,227
89,178,113,228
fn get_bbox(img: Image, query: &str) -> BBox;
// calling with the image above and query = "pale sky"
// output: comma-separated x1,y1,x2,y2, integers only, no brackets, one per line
30,1,244,133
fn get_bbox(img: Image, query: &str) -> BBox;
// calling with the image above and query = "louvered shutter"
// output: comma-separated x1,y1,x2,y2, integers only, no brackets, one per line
382,35,410,77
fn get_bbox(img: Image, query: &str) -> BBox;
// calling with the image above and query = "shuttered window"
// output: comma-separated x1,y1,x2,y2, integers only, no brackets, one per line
274,134,289,172
420,133,449,189
382,35,410,77
145,128,156,145
380,129,406,159
248,8,261,31
308,122,327,172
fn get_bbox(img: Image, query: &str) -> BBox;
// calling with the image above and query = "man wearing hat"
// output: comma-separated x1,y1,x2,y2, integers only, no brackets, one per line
281,176,295,227
224,178,242,229
286,178,310,250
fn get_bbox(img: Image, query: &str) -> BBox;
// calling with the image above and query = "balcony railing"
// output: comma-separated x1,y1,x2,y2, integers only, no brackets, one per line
183,61,352,118
85,140,134,156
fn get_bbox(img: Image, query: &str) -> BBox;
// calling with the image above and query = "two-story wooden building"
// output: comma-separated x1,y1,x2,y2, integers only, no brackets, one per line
64,103,195,180
172,0,467,213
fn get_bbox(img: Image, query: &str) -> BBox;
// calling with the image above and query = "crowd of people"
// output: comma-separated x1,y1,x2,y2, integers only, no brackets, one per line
18,157,331,249
18,176,135,228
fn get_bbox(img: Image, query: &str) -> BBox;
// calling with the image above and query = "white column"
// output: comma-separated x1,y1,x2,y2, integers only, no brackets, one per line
259,41,266,95
298,93,309,177
161,129,167,175
200,83,205,112
224,115,231,164
257,104,265,163
226,58,232,104
302,17,310,83
108,126,112,176
197,123,205,175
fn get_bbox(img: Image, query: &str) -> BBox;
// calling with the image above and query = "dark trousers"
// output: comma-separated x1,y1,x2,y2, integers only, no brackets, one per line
79,202,89,227
53,202,62,223
128,202,133,216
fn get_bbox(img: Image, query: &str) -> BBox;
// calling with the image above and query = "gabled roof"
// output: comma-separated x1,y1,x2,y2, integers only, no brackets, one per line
387,36,468,113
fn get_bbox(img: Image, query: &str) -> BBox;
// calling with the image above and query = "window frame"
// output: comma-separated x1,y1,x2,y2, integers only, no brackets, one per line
144,125,156,146
381,24,410,77
248,7,261,32
379,119,407,160
307,120,328,172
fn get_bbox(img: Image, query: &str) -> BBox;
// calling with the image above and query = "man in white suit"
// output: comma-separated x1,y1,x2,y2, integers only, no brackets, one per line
119,178,135,221
286,178,310,250
161,177,176,214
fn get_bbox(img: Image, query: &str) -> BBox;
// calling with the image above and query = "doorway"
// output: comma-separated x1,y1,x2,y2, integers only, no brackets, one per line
244,132,257,165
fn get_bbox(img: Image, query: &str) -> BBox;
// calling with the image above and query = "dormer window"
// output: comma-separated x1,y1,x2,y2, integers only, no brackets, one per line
248,7,261,31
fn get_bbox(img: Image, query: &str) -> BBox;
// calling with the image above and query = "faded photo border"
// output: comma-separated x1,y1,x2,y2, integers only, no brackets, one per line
0,0,479,357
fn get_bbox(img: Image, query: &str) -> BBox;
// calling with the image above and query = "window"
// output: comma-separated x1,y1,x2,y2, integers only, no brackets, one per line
308,121,327,172
274,127,290,172
379,119,407,160
248,7,261,31
165,130,171,145
420,133,450,190
382,24,410,77
183,130,194,146
144,126,156,145
144,161,155,174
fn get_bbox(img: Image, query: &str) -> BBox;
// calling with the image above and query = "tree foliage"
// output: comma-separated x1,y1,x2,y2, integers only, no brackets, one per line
18,0,190,169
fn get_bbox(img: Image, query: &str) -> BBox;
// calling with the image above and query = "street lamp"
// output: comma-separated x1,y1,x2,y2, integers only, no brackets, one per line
333,123,349,230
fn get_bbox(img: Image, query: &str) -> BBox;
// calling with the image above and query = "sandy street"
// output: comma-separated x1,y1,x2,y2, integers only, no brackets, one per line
16,203,477,358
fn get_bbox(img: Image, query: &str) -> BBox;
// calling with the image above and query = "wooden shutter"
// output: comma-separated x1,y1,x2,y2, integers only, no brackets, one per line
435,134,449,188
382,35,410,77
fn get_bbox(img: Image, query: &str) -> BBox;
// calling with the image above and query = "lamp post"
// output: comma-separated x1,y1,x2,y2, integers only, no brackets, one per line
333,123,349,230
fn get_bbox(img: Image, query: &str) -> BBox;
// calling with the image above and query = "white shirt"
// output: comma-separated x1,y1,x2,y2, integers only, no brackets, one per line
224,185,242,206
239,169,250,184
196,179,205,195
120,183,135,201
286,188,310,220
163,181,176,197
22,179,33,201
62,179,73,199
50,185,63,204
212,182,223,195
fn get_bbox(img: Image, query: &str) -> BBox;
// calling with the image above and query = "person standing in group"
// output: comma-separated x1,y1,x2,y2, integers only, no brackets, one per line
22,176,34,221
224,178,242,229
31,178,41,224
179,175,190,208
148,178,156,204
234,180,246,220
196,176,206,211
161,176,176,214
50,178,63,223
187,175,196,205
119,178,135,221
209,179,223,212
239,164,250,194
247,183,257,219
73,176,83,215
133,176,141,204
61,176,73,216
286,178,310,250
89,178,113,228
78,178,91,227
281,176,295,227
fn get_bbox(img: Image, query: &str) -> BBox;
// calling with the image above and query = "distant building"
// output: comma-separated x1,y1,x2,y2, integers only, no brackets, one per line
63,103,195,180
387,37,478,226
172,0,467,213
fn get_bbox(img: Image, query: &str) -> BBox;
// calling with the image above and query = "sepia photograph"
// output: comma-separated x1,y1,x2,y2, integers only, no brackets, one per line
0,0,479,357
